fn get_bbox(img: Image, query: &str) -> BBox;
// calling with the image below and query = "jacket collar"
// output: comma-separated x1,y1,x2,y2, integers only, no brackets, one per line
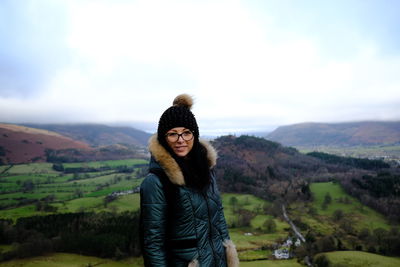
148,134,217,186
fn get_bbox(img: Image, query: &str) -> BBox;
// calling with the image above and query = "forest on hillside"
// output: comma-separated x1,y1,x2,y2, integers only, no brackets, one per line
213,135,400,222
0,212,141,261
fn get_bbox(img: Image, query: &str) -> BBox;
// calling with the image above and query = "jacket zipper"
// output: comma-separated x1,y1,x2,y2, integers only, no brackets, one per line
203,192,217,266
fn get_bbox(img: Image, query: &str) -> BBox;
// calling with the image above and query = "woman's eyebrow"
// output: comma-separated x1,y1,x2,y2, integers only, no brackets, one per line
167,129,189,133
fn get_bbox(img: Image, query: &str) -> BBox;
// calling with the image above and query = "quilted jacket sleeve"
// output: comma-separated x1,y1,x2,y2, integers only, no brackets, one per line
140,174,168,266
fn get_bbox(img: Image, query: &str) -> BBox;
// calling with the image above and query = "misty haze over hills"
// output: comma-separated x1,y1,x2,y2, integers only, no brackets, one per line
5,120,400,146
20,123,151,147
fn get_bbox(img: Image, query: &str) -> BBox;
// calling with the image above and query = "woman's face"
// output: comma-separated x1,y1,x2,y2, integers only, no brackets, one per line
165,127,194,157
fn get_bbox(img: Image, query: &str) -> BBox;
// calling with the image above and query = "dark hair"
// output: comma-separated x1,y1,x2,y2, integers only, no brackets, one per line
159,136,211,190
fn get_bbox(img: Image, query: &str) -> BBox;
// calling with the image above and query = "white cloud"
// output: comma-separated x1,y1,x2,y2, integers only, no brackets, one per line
1,0,399,134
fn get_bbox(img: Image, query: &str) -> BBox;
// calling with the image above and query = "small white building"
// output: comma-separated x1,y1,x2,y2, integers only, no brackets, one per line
273,237,302,260
273,248,290,259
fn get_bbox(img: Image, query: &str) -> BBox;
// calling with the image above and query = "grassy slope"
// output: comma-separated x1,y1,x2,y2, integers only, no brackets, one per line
0,166,9,173
323,251,400,267
298,144,400,160
0,161,145,220
0,253,144,267
0,253,304,267
0,245,12,253
309,182,390,232
5,163,59,174
241,259,303,267
0,187,143,220
289,181,391,244
62,159,147,168
221,193,290,261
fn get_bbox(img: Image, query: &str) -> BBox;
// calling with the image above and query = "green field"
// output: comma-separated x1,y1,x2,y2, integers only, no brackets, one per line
298,144,400,161
3,252,399,267
0,253,144,267
222,193,289,231
309,182,390,231
5,163,59,174
0,245,12,253
0,166,10,173
322,251,400,267
62,159,147,169
240,259,303,267
0,253,306,267
221,193,290,253
2,252,400,267
222,193,267,224
0,160,147,220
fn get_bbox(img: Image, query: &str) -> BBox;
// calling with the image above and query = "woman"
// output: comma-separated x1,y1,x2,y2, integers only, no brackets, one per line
140,94,239,267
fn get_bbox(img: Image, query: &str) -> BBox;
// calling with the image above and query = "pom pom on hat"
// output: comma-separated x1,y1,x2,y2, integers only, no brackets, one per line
157,93,199,142
173,94,194,109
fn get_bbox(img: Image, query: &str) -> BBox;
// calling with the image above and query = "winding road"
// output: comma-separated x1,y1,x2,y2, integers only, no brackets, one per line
281,204,312,266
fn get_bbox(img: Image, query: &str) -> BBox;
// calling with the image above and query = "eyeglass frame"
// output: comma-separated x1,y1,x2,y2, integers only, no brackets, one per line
165,130,194,142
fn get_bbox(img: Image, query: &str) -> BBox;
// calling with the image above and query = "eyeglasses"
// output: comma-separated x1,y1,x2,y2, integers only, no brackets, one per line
165,130,194,142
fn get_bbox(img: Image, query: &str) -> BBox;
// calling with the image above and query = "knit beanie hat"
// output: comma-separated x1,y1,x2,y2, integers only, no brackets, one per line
157,94,199,142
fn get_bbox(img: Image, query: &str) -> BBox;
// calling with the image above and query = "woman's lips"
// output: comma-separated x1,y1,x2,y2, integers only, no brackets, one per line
174,146,187,152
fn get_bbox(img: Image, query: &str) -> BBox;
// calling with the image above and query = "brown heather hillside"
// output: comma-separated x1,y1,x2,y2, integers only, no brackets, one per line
0,123,92,164
267,121,400,147
21,123,151,147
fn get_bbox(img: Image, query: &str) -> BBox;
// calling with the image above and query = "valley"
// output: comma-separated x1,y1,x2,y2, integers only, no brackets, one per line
1,160,398,266
0,160,146,219
1,122,400,266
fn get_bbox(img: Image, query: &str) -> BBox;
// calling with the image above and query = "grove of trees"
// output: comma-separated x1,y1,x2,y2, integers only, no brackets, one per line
0,212,141,261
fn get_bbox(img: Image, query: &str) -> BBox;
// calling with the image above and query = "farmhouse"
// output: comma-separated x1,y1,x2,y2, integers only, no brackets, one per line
274,248,290,259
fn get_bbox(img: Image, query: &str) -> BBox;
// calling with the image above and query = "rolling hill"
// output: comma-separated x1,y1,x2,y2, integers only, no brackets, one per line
0,123,151,164
212,135,358,201
212,135,400,223
266,121,400,147
0,123,92,164
21,123,151,147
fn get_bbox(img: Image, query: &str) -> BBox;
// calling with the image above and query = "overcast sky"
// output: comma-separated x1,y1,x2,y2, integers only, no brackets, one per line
1,0,399,135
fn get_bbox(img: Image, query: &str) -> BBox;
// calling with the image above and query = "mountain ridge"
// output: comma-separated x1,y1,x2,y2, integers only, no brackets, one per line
0,123,92,164
20,123,151,147
0,123,151,164
266,121,400,147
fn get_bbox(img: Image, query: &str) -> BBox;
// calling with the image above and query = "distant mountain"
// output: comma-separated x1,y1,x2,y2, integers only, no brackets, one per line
21,123,151,147
0,123,91,164
266,121,400,147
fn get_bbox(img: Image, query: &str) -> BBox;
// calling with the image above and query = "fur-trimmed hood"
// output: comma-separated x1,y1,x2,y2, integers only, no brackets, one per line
148,134,217,186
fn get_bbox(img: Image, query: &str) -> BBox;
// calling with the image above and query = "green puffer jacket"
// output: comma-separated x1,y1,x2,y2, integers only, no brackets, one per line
140,135,239,267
